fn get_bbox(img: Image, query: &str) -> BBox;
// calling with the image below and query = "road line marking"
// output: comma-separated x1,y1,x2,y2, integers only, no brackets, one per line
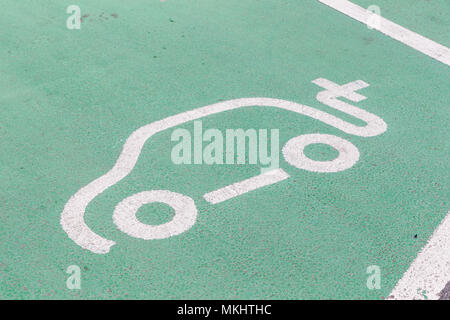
203,168,290,204
318,0,450,66
317,0,450,299
389,211,450,300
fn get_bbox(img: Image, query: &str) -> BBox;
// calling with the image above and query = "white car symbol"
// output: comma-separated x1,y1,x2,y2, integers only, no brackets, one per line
61,78,387,254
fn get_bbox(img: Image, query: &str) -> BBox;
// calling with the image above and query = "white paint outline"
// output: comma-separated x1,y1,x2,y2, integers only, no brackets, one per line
113,190,197,240
318,0,450,66
282,134,360,173
203,168,290,204
61,80,387,254
389,211,450,300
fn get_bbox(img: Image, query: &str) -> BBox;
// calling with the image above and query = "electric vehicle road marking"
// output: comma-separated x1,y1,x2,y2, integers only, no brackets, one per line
61,78,386,254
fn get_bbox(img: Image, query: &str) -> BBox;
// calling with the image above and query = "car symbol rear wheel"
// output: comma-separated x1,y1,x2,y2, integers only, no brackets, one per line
113,190,198,240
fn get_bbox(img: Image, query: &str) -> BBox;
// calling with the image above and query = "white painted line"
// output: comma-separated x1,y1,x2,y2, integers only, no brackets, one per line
318,0,450,66
316,1,450,299
203,168,290,204
389,211,450,300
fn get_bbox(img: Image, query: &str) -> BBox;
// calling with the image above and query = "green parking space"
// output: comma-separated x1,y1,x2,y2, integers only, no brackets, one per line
0,0,448,299
352,0,450,46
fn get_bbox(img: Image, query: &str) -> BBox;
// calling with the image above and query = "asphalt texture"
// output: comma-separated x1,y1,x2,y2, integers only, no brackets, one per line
0,0,449,299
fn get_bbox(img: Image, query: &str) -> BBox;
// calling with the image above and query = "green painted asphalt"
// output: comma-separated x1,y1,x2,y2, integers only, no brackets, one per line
0,0,449,299
353,0,450,47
